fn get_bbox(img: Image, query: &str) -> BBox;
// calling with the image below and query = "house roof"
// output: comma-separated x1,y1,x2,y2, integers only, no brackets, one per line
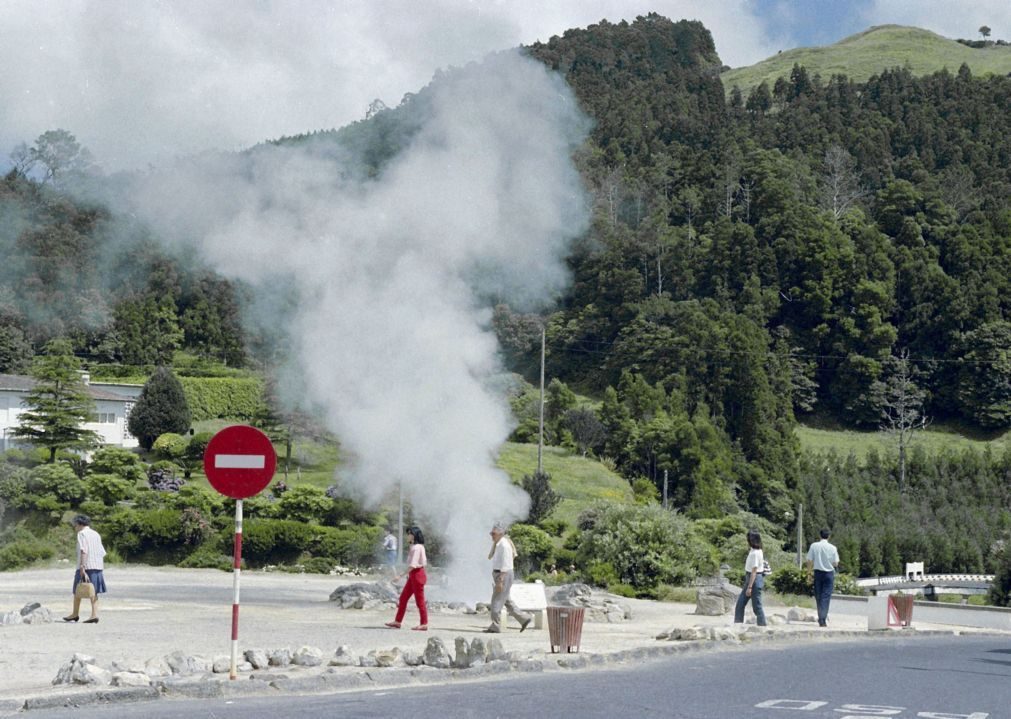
0,373,135,403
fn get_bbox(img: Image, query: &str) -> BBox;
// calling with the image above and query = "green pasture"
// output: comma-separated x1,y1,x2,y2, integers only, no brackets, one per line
795,420,1011,458
722,25,1011,95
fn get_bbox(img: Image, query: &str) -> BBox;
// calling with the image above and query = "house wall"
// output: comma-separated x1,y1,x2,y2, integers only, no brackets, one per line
0,390,137,452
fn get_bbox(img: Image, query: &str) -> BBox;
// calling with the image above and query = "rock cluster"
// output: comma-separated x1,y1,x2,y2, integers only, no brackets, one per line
548,584,632,623
52,636,525,689
656,625,749,641
0,602,54,625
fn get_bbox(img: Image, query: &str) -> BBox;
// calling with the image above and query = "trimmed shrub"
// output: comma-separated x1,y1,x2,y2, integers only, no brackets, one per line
180,377,266,421
153,433,189,460
0,532,54,569
312,525,383,566
539,517,568,537
84,473,136,505
87,447,146,483
241,519,318,564
274,486,331,525
508,523,554,576
28,463,86,506
178,545,233,571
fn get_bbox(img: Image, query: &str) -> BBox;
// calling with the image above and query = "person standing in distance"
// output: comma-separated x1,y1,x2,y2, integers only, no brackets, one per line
806,528,840,627
385,526,428,631
734,529,767,627
485,522,532,633
382,527,398,576
64,515,107,624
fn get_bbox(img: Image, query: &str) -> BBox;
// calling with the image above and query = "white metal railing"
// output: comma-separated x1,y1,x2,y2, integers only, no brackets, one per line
855,574,994,587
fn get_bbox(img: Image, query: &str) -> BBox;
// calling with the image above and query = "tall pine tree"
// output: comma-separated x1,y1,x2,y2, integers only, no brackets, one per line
13,339,100,462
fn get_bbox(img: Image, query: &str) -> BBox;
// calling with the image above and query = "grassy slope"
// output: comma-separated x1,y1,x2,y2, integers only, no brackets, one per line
496,442,633,527
797,419,1011,458
722,25,1011,95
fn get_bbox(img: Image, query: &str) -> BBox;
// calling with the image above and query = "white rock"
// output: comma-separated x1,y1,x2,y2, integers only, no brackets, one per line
268,648,292,667
244,649,270,670
292,646,324,666
111,671,151,687
329,646,357,667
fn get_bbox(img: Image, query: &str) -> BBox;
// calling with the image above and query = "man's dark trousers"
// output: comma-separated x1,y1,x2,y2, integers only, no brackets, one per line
813,569,834,626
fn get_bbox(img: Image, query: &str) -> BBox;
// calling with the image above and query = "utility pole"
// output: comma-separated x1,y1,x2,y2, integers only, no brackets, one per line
796,503,804,568
398,481,404,565
537,326,545,475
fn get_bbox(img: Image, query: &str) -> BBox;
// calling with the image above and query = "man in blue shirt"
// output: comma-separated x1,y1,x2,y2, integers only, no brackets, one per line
806,528,840,627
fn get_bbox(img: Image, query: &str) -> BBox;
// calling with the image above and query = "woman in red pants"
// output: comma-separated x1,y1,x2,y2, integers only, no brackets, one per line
386,526,428,630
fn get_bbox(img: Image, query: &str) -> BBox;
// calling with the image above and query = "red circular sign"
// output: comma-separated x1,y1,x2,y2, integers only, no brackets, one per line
203,425,277,499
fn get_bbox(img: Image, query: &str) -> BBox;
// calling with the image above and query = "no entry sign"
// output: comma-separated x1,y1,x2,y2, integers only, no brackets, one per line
203,425,277,499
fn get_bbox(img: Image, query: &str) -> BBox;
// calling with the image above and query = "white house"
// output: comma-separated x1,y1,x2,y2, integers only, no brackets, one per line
0,373,142,452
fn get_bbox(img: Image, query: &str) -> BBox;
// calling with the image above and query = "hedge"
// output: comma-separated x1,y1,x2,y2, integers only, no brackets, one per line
179,377,266,421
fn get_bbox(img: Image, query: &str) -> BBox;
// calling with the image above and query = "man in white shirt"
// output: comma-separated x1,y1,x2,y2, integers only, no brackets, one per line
485,522,532,633
382,529,398,574
65,515,107,624
806,528,841,627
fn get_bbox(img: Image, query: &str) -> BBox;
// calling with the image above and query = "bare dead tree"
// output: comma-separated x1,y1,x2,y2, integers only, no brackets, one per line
877,349,930,492
720,163,740,218
821,145,867,220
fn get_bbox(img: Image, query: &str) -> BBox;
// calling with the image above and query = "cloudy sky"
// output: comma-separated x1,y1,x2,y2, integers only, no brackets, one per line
1,0,1008,171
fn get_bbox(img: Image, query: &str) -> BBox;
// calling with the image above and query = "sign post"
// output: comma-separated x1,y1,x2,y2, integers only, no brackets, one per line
203,425,277,679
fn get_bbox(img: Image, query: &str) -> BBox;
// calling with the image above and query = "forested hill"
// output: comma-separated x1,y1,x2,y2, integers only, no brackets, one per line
3,15,1011,537
722,24,1011,95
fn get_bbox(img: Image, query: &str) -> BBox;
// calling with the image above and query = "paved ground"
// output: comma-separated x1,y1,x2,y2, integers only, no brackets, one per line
0,565,999,706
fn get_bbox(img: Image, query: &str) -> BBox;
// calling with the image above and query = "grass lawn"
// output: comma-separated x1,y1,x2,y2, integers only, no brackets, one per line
796,419,1011,458
496,442,633,527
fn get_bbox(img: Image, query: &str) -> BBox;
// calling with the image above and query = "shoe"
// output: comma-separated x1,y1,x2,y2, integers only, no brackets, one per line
412,625,428,631
519,617,531,633
63,616,79,622
482,626,501,633
384,621,401,629
83,618,99,624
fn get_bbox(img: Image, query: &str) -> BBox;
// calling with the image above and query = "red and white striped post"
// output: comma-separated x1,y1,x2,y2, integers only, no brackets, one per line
230,498,244,679
203,426,277,681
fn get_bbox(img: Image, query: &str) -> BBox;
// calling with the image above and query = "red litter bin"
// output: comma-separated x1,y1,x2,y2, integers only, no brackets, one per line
547,606,585,653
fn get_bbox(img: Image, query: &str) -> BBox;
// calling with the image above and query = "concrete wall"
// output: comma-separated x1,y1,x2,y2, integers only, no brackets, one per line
831,594,1011,631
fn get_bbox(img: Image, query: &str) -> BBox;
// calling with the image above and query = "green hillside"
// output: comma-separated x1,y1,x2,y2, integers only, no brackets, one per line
722,25,1011,94
796,421,1011,458
496,442,633,527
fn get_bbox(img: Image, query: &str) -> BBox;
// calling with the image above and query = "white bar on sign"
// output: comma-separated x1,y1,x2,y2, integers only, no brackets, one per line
215,454,266,469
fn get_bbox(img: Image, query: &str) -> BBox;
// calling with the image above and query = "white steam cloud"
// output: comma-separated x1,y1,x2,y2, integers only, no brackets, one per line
122,51,589,600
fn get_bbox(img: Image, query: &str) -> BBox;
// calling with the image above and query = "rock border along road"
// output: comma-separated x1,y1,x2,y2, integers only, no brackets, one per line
0,566,1003,713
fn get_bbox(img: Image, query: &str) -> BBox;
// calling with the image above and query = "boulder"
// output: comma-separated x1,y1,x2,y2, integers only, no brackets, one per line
549,584,633,623
787,607,817,623
486,639,507,662
467,638,487,667
267,648,293,667
329,646,357,667
244,648,270,670
22,606,54,624
144,657,171,677
402,651,424,667
292,646,324,667
112,672,151,687
328,582,398,609
19,602,42,615
453,638,471,669
164,651,212,675
374,648,403,668
0,611,23,626
422,637,451,669
53,654,111,686
695,582,740,616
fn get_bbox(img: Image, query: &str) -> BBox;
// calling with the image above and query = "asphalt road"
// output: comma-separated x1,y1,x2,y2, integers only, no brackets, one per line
32,635,1008,719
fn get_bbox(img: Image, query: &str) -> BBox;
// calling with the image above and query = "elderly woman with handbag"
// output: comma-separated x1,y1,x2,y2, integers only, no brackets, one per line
64,515,107,624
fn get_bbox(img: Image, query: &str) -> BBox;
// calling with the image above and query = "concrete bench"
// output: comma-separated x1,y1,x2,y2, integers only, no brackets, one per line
499,581,548,630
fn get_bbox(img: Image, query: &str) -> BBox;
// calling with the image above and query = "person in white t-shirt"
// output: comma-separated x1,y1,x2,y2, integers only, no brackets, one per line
484,522,532,633
64,515,107,624
733,529,767,627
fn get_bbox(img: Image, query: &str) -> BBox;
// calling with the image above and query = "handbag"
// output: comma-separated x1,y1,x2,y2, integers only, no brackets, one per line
75,579,96,600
